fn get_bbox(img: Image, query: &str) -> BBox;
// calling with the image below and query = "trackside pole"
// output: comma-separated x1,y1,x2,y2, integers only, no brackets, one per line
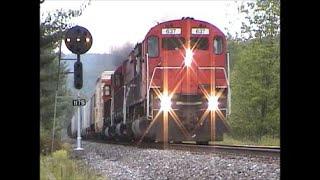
75,90,83,150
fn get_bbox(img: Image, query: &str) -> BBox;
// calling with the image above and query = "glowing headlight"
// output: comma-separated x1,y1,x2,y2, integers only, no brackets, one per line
207,96,219,111
184,49,193,67
160,94,172,112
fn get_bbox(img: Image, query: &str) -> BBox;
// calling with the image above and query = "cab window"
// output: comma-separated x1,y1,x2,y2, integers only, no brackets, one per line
93,94,96,107
162,37,185,50
104,85,110,96
214,36,223,54
135,57,141,75
115,74,121,86
147,36,159,57
190,37,208,50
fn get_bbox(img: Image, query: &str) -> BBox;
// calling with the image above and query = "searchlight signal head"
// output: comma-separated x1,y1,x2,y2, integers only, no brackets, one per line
64,25,93,55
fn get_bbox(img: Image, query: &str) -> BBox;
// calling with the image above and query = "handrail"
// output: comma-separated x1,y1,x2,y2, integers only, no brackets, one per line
227,52,231,115
146,53,149,118
146,65,230,117
148,66,229,88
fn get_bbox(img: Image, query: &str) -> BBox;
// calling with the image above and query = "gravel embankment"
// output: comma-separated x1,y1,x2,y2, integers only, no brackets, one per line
71,140,280,180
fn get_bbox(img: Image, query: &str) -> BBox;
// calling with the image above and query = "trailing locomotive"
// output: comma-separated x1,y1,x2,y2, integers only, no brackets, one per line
69,17,231,143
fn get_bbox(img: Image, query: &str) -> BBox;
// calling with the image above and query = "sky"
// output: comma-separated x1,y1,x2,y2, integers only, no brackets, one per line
40,0,251,54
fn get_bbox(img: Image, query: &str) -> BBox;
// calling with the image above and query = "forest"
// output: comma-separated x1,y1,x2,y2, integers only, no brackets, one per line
227,0,280,142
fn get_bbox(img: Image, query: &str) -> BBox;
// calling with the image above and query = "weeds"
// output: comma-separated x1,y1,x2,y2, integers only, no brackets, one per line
40,148,104,180
214,134,280,146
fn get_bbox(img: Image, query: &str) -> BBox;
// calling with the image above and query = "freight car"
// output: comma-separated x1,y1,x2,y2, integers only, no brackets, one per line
69,17,231,143
68,71,113,138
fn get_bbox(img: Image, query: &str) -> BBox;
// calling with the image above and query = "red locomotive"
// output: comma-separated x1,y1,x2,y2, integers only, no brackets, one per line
70,17,231,143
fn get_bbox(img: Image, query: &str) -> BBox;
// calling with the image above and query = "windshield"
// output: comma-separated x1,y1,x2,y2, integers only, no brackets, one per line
162,37,185,50
190,37,208,50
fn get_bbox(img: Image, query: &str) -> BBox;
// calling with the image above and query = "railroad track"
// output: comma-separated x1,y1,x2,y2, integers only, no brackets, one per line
167,143,280,157
82,138,280,157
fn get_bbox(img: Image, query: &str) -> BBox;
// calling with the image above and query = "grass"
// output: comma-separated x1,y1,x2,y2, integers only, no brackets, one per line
213,134,280,147
40,148,105,180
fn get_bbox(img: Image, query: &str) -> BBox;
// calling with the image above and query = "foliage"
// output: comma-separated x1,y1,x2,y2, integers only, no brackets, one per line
227,0,280,141
61,142,72,154
40,150,104,180
40,7,84,153
239,0,280,40
226,40,241,72
40,128,62,155
215,134,280,146
229,38,279,140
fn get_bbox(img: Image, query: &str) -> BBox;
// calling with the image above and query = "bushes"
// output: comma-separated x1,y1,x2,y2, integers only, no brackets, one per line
40,149,104,180
40,128,62,155
61,142,72,154
228,39,279,142
217,134,280,146
224,0,280,145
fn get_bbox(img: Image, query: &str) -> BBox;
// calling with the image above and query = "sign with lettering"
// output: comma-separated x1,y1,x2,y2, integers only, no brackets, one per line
191,28,209,35
73,99,86,106
162,28,181,34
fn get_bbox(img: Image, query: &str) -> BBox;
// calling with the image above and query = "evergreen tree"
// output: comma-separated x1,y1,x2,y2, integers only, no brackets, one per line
40,6,87,153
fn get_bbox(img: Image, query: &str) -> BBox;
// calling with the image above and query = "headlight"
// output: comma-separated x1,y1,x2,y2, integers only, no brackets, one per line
160,94,172,112
207,96,219,111
184,48,193,67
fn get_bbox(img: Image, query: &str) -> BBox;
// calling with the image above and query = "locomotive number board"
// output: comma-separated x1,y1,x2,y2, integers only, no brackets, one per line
191,28,209,35
162,28,181,34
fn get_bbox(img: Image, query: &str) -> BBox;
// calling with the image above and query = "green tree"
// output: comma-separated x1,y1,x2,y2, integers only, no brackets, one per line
228,0,280,140
230,39,279,140
40,6,87,153
239,0,280,40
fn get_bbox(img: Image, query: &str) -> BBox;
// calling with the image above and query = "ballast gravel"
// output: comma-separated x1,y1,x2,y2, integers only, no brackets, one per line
71,140,280,180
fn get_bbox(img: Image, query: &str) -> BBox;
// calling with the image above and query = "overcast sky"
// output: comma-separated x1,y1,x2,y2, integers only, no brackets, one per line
40,0,251,54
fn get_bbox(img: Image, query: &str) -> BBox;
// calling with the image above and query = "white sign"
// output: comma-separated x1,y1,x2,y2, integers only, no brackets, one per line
73,99,86,106
162,28,181,34
191,28,209,35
